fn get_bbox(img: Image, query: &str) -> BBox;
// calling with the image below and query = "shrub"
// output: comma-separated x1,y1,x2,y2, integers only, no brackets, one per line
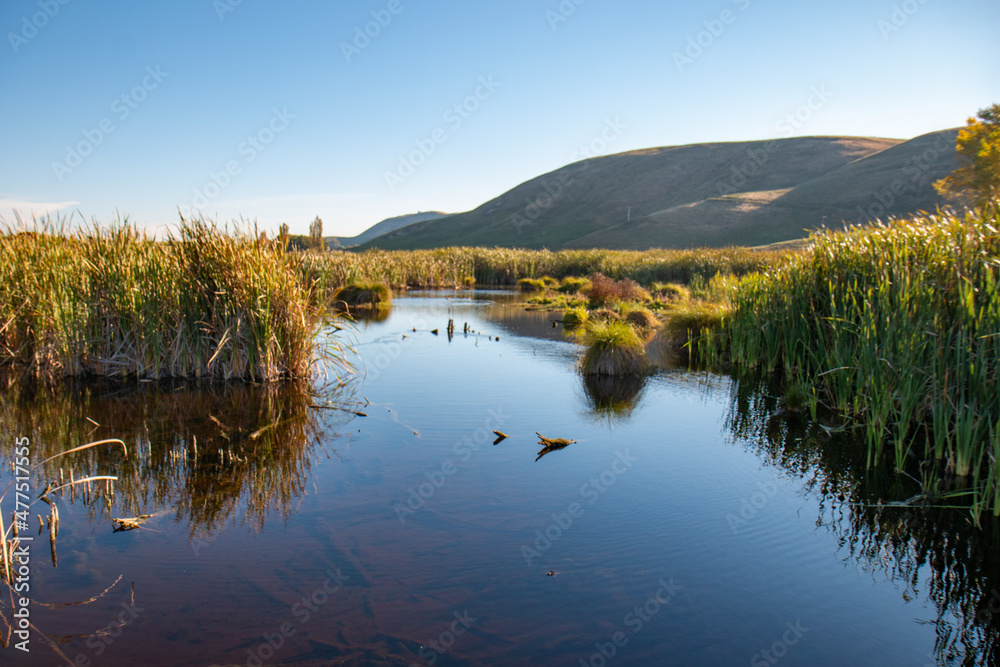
586,272,650,304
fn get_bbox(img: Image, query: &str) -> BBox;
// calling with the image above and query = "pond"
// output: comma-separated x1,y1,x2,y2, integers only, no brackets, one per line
2,290,998,666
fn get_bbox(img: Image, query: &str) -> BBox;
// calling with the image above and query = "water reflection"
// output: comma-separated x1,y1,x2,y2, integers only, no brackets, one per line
580,373,647,423
724,373,1000,666
0,376,348,536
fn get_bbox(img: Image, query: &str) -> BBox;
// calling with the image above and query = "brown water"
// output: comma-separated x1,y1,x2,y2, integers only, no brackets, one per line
2,290,998,666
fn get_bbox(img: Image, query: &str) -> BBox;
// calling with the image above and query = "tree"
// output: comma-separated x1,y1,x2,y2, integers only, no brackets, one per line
309,216,324,251
934,103,1000,208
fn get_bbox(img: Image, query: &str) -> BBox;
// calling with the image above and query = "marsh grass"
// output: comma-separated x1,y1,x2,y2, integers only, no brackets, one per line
332,281,392,309
579,320,648,376
0,215,341,382
557,276,590,293
517,277,546,292
560,307,589,330
299,246,788,290
622,306,660,334
716,205,1000,520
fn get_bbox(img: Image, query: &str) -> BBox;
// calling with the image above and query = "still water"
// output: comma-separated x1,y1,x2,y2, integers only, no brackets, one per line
2,291,998,666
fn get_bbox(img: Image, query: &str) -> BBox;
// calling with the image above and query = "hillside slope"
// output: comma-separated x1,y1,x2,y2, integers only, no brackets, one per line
361,131,958,250
328,211,448,248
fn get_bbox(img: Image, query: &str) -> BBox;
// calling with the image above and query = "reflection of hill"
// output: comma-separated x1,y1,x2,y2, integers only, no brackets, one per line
725,374,1000,666
0,376,350,535
476,300,570,343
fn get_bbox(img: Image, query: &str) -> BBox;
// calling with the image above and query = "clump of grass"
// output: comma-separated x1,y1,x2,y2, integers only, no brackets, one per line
651,282,690,302
333,281,392,309
541,276,560,289
557,276,590,293
579,320,648,376
517,277,546,292
561,307,589,330
623,307,659,334
589,308,623,323
525,292,588,310
0,215,338,382
585,273,650,305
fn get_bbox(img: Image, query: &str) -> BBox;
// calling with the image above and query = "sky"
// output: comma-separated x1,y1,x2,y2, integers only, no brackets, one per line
1,0,998,238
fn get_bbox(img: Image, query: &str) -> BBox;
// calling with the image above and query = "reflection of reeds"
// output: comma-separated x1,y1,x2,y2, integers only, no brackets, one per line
0,215,342,382
0,376,349,536
723,372,1000,667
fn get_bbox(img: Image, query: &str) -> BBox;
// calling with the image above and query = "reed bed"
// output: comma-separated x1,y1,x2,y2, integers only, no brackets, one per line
298,246,789,290
0,216,340,382
716,205,1000,519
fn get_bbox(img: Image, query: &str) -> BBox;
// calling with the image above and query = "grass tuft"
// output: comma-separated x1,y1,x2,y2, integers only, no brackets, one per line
332,281,392,309
579,320,648,376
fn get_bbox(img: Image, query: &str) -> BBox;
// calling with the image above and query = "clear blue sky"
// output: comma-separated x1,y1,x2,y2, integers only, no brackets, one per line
2,0,998,237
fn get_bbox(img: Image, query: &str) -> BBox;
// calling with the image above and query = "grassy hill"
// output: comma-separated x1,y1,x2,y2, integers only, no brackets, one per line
360,131,958,250
327,211,449,248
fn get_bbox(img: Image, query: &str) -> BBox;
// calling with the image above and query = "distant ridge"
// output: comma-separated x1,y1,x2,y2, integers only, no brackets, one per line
358,130,958,250
328,211,449,248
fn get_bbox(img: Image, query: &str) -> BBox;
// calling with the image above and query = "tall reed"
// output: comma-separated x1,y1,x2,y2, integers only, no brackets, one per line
299,246,789,290
0,216,342,382
717,205,1000,519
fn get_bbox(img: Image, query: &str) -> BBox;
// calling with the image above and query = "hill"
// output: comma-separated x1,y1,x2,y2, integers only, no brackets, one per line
327,211,449,248
359,131,958,250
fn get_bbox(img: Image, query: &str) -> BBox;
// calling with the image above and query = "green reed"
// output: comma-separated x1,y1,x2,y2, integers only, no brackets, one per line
299,245,789,290
0,216,343,382
717,205,1000,520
